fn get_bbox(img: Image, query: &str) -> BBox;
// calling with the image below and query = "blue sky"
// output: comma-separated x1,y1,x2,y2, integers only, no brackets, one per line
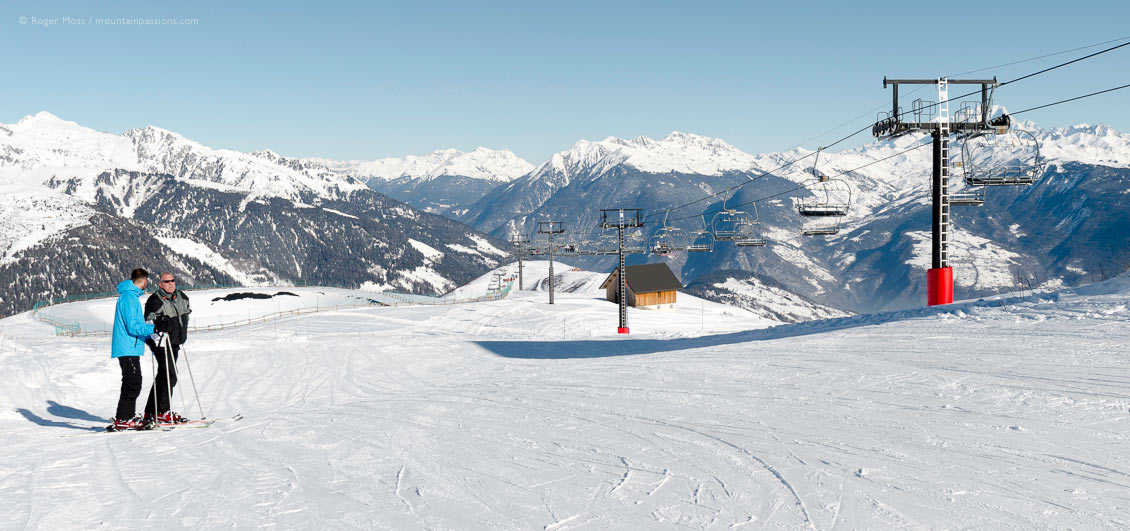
2,1,1128,163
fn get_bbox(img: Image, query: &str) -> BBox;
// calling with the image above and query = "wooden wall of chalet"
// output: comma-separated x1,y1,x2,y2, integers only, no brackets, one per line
633,290,676,307
606,282,619,303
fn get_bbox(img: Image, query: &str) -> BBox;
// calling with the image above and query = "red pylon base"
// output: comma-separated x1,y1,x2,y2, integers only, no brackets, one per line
617,327,630,334
927,267,954,306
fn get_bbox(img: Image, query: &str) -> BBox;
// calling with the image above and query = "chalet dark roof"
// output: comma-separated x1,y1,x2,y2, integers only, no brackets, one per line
599,263,682,294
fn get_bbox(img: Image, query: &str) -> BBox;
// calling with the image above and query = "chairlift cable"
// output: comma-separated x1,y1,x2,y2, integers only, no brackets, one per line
948,35,1130,77
1010,83,1130,115
998,41,1130,88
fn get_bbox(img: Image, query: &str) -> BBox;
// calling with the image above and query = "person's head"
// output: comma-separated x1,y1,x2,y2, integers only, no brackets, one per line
130,268,149,290
158,272,177,294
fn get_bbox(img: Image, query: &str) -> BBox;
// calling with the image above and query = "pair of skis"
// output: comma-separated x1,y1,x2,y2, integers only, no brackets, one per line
64,414,243,438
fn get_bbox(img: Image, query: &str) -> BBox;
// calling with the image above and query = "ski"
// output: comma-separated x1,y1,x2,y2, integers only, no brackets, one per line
61,414,243,437
154,413,243,430
61,425,171,438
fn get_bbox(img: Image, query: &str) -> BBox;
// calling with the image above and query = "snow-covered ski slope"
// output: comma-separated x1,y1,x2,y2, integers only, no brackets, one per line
36,282,518,335
1,269,1129,529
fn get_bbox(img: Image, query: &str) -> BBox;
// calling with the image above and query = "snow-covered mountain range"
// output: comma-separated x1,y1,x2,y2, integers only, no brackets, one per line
276,146,533,215
0,112,510,316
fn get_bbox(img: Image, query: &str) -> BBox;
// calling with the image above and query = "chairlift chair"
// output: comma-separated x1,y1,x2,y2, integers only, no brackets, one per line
686,214,715,253
530,232,553,256
574,231,603,256
649,212,689,255
622,229,647,254
734,221,767,247
948,138,987,207
797,150,851,217
963,127,1044,187
733,204,767,247
949,191,985,206
797,149,851,235
556,235,579,256
712,191,756,241
591,230,621,255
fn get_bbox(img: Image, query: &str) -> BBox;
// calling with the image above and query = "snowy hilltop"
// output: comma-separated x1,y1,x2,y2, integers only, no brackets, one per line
319,146,535,183
0,112,367,201
527,131,760,185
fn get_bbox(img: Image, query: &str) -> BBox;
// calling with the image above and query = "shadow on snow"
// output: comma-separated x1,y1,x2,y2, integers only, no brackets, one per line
475,292,1042,359
16,401,106,431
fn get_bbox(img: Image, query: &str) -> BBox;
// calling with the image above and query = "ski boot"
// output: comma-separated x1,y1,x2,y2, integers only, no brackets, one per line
156,411,189,425
107,415,145,432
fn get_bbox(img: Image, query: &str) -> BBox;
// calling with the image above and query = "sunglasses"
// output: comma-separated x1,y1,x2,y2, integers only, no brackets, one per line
161,279,176,283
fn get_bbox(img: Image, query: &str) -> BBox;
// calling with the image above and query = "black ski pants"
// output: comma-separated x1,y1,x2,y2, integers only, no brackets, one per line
143,343,180,418
115,356,143,421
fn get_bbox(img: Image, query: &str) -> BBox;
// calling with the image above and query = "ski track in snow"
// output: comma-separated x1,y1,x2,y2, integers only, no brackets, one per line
2,273,1130,529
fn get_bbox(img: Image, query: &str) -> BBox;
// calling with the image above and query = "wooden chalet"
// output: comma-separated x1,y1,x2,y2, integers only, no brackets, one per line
599,263,682,310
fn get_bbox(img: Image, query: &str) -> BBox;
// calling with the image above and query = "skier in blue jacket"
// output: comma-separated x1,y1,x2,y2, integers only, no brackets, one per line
109,268,164,431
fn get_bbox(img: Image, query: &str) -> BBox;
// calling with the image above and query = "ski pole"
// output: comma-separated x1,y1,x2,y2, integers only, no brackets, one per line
181,344,206,419
149,345,159,424
162,337,178,419
167,340,189,417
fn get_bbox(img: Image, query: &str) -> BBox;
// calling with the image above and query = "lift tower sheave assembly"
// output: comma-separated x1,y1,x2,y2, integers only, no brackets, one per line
599,209,643,334
536,221,565,304
509,234,530,290
875,77,998,307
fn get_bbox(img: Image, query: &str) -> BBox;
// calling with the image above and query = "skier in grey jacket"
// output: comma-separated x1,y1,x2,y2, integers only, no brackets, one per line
142,272,191,424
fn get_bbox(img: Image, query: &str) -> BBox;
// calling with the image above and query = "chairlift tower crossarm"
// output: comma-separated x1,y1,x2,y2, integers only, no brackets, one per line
599,209,642,334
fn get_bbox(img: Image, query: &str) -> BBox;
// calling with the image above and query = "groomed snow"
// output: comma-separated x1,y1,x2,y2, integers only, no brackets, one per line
1,269,1129,529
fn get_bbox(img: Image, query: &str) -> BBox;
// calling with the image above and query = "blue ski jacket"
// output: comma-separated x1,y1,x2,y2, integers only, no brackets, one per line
111,280,155,358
